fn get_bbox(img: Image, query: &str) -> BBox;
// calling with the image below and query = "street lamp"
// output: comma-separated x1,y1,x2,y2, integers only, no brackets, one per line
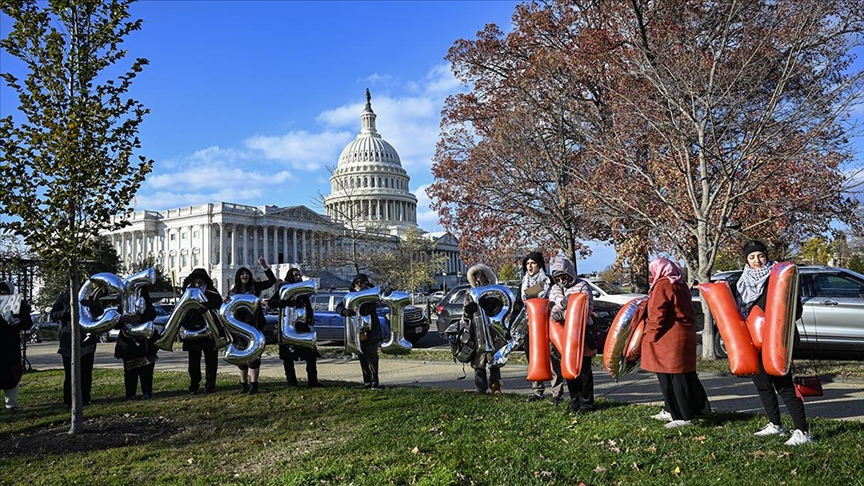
457,271,462,286
442,271,447,294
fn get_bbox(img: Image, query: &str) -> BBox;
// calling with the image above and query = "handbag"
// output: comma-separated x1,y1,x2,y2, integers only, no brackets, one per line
793,375,823,401
792,322,823,402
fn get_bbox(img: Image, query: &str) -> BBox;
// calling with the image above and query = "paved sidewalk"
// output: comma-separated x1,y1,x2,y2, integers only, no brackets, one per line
21,342,864,422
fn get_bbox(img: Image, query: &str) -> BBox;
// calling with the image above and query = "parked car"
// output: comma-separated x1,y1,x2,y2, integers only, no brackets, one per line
266,291,429,345
584,278,647,306
29,317,61,343
100,303,172,343
694,265,864,358
434,284,618,352
428,291,445,305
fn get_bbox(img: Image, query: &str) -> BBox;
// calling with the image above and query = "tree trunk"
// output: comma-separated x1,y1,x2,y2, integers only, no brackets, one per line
68,265,83,433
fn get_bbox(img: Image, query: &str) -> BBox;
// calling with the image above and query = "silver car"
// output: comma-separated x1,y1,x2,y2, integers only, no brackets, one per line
700,266,864,357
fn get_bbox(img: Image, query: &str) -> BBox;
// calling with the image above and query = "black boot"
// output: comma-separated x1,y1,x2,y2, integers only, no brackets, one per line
248,382,258,395
238,382,249,394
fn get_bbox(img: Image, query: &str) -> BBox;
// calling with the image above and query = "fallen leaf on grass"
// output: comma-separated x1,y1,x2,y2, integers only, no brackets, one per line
674,466,681,476
593,466,607,473
411,447,420,454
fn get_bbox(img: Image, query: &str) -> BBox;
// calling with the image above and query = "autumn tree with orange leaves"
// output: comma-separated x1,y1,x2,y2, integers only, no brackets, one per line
430,0,864,357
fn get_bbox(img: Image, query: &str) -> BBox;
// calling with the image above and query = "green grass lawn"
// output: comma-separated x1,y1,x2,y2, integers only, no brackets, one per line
1,368,863,485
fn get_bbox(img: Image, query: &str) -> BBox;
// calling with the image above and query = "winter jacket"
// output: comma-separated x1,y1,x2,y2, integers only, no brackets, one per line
0,293,32,389
640,277,697,374
547,256,596,356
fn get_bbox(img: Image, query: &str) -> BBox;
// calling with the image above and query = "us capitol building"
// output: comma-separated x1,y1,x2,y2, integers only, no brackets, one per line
103,91,465,291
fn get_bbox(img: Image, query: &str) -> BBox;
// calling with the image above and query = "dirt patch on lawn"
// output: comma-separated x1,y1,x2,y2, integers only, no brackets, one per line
0,414,180,457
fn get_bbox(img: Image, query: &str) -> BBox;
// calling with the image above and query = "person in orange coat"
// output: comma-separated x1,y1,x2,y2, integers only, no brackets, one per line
641,257,708,428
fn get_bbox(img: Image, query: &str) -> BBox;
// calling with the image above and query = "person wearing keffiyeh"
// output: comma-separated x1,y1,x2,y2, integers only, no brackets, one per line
736,240,813,446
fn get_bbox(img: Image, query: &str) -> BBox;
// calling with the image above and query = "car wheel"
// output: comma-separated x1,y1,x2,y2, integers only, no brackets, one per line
30,331,41,343
99,333,109,343
713,330,728,359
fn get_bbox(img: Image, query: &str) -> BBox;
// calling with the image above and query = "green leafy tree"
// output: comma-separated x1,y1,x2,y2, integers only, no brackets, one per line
0,0,151,433
798,237,834,266
371,227,446,297
498,263,519,284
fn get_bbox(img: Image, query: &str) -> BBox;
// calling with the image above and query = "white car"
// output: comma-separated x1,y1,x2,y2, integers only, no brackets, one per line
584,278,646,306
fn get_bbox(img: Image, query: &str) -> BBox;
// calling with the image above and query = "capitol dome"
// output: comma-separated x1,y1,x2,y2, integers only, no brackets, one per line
324,90,418,236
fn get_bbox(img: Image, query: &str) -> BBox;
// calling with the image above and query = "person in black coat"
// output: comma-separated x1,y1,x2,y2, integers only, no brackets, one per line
736,240,811,446
226,258,276,395
336,274,383,389
270,268,321,387
51,287,102,408
1,281,33,411
180,268,223,394
113,287,158,400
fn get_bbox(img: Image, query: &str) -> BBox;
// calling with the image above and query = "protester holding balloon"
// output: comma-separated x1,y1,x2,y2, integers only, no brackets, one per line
226,257,276,395
520,252,560,404
113,286,158,400
548,255,596,414
51,288,102,408
641,257,708,429
462,263,507,394
0,281,33,411
336,274,383,389
736,240,812,446
181,268,223,395
270,268,321,387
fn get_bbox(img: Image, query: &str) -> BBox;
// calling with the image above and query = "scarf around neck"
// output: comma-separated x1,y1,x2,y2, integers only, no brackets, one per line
737,261,774,308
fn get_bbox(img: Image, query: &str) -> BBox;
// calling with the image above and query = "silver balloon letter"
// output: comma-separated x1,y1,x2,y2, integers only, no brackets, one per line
343,286,380,355
380,291,412,355
278,280,318,349
220,294,266,366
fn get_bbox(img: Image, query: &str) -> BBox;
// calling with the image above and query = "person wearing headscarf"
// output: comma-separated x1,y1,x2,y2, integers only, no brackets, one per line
642,257,709,428
227,257,276,395
736,240,812,446
461,263,507,394
520,252,560,403
548,254,596,414
113,286,158,400
336,274,384,389
270,268,321,387
181,268,223,395
51,287,103,408
0,281,33,411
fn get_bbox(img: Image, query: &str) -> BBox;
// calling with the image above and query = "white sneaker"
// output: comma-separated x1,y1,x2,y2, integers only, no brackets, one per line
784,429,814,446
754,423,787,436
665,420,694,429
651,410,673,422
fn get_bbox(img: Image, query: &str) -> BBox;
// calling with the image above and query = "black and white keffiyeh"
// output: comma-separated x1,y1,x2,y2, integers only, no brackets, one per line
736,261,775,311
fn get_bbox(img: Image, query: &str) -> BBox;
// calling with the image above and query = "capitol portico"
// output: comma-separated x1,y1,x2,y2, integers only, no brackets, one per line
103,91,465,292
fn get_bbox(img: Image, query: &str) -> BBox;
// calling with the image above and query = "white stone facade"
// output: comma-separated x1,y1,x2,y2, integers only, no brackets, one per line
105,203,339,292
323,91,418,236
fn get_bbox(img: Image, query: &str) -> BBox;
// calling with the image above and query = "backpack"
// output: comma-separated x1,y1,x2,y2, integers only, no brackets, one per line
445,318,477,364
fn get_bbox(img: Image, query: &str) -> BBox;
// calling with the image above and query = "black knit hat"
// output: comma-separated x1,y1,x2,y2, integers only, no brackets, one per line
351,273,370,288
742,240,769,259
182,268,214,289
522,251,546,274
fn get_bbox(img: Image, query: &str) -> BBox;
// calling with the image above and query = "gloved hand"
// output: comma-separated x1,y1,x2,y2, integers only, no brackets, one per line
340,308,356,318
464,302,479,316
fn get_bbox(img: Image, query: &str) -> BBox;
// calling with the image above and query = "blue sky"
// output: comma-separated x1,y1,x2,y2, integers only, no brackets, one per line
0,0,617,273
2,1,862,274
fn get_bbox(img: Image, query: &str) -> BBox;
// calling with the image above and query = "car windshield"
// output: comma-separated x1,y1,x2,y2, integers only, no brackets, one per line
153,305,171,316
592,280,623,294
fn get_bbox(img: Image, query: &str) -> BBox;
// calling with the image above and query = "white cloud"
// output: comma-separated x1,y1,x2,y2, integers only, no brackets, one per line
244,130,353,171
413,184,441,232
140,63,464,212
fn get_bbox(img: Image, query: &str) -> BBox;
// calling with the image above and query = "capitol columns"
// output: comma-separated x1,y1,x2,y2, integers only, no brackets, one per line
217,222,224,267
